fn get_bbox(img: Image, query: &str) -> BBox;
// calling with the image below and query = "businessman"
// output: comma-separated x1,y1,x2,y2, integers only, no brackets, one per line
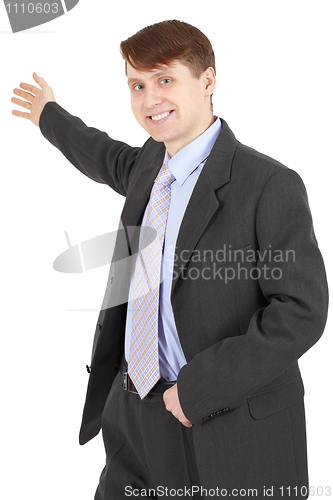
12,20,328,500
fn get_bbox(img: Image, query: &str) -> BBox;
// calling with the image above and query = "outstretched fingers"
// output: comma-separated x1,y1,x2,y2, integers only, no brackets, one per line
11,73,55,126
12,87,35,102
11,96,32,110
12,109,31,119
18,82,40,96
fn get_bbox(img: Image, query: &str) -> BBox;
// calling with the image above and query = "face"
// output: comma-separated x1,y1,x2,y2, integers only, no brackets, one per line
127,61,216,157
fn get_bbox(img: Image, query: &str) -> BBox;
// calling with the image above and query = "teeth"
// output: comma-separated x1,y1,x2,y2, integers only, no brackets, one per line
151,111,171,121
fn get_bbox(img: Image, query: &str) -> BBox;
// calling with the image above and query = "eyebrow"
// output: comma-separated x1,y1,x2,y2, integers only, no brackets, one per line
127,78,141,86
127,69,175,85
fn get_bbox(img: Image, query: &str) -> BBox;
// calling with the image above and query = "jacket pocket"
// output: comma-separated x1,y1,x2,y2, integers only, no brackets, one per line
247,376,305,419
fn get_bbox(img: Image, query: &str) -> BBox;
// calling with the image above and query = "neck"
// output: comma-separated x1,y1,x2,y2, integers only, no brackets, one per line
166,115,216,158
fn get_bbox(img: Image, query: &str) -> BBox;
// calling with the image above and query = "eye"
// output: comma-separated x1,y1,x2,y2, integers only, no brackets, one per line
160,78,171,85
133,84,144,91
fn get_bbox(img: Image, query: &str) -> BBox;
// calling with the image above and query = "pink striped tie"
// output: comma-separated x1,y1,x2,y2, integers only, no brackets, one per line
128,162,175,399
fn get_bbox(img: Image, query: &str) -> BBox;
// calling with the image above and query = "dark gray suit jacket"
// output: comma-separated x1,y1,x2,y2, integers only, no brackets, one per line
40,102,328,495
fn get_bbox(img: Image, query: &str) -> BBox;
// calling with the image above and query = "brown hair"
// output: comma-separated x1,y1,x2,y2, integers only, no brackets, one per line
120,20,216,78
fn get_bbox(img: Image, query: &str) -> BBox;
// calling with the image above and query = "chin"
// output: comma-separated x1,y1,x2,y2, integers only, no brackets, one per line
149,126,177,143
147,130,168,143
151,133,168,143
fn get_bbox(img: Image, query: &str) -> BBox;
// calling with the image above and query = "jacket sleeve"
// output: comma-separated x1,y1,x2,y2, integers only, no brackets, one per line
177,168,328,425
39,102,142,196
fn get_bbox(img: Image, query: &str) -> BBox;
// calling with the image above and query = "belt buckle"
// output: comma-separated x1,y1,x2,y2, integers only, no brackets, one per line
122,371,138,394
122,372,129,391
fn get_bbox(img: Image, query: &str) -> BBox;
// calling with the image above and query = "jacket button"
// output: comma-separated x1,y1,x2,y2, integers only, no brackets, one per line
110,276,114,284
86,365,91,374
98,323,102,331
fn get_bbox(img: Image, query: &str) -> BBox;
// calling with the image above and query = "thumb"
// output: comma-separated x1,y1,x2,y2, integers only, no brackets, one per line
33,72,49,88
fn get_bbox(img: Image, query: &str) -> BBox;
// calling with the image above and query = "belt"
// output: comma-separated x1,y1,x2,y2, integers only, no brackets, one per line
121,358,175,396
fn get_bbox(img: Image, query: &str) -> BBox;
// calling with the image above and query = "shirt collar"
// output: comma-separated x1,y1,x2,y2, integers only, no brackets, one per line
163,117,222,186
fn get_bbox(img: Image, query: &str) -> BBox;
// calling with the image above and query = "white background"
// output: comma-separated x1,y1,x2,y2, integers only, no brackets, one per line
1,0,332,498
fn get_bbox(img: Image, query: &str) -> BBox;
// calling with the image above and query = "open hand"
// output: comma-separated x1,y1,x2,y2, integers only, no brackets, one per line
11,73,56,127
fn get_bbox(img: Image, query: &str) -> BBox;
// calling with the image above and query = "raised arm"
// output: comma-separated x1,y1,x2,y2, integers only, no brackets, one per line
38,101,141,195
12,74,142,195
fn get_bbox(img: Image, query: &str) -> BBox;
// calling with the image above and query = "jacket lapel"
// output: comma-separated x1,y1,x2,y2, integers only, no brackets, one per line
171,119,237,294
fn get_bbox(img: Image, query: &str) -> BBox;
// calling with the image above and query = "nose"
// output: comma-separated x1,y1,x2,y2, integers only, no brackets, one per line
144,84,163,109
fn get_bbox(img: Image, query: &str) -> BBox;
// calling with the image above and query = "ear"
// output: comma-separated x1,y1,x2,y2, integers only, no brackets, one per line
203,67,216,96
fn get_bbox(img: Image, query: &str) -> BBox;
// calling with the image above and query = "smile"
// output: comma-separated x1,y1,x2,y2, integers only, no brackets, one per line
150,111,172,121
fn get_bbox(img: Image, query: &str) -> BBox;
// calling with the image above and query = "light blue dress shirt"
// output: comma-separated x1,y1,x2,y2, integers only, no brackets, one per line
125,117,222,381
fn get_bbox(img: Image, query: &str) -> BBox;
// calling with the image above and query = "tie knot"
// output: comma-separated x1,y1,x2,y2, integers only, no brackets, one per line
156,162,175,186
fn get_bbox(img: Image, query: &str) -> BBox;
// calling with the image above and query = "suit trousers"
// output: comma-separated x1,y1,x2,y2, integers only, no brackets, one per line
94,370,202,500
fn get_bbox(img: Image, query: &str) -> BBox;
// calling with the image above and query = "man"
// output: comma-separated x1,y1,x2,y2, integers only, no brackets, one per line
12,20,328,500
